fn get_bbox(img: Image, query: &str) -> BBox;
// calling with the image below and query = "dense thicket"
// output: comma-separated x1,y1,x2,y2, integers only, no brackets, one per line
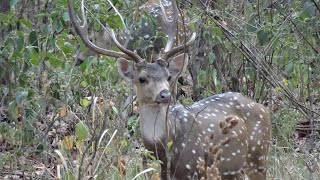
0,0,319,179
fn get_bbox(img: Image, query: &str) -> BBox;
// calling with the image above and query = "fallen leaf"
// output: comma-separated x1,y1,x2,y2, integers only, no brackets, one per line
61,136,74,151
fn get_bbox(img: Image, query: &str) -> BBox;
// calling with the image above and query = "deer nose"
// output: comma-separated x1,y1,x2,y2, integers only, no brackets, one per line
155,90,171,104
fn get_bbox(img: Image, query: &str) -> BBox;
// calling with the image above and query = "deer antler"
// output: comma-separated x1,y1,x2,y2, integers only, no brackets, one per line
161,0,178,53
68,0,143,63
157,0,196,61
162,32,196,60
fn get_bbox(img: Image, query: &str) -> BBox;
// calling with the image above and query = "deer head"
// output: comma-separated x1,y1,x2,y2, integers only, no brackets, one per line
68,0,195,98
117,53,189,106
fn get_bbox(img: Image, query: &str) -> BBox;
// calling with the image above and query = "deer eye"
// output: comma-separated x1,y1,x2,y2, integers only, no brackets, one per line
139,77,147,84
167,75,172,81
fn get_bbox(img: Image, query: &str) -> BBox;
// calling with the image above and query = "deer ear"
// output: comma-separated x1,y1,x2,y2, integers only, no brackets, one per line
117,58,135,82
168,53,189,78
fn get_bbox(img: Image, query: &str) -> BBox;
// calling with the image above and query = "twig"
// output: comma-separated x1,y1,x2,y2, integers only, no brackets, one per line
197,5,320,120
311,0,320,13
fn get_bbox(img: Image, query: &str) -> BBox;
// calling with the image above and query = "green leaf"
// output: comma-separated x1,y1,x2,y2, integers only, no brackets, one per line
105,147,112,153
19,18,33,28
167,141,173,150
62,171,75,180
208,52,216,64
15,91,28,104
203,31,210,40
40,24,51,35
80,81,88,87
247,19,257,32
112,106,118,115
75,121,89,141
215,82,222,93
35,13,50,18
27,89,35,100
1,86,9,97
8,101,18,121
30,51,40,65
127,115,139,133
29,31,39,53
15,36,24,52
80,99,90,108
18,74,28,87
48,56,61,68
145,150,156,161
257,30,269,46
120,139,128,147
79,58,94,72
212,27,223,40
63,11,70,22
301,1,315,18
52,18,63,32
298,11,310,21
10,0,18,7
285,63,294,73
4,37,14,54
35,144,44,155
60,42,73,54
275,87,282,92
106,14,123,29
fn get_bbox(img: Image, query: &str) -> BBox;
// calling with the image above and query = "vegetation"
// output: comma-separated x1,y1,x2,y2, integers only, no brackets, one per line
0,0,319,179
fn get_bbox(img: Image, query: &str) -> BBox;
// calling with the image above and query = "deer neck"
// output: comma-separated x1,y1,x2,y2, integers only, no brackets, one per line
139,104,172,144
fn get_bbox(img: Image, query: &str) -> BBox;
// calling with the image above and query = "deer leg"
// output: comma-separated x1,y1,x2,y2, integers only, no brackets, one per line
142,156,152,180
222,172,245,180
247,171,266,180
245,155,268,180
245,160,267,180
160,158,168,180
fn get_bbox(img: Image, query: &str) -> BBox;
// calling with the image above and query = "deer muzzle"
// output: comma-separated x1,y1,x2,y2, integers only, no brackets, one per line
155,89,171,104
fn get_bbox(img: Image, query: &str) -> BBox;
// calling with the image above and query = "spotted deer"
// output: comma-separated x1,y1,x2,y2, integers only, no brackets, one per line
73,0,192,64
68,0,271,179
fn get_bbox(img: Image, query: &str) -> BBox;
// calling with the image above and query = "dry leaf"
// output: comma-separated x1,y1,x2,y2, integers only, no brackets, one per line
59,105,68,118
61,136,74,151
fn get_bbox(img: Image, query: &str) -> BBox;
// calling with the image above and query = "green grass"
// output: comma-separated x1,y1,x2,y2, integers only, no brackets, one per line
268,146,320,180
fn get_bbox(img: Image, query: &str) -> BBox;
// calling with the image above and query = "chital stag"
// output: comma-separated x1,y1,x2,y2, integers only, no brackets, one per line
73,0,191,64
68,0,271,179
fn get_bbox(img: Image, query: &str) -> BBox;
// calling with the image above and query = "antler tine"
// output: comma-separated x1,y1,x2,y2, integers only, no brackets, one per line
68,0,142,63
163,32,196,60
107,28,143,62
162,0,179,52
